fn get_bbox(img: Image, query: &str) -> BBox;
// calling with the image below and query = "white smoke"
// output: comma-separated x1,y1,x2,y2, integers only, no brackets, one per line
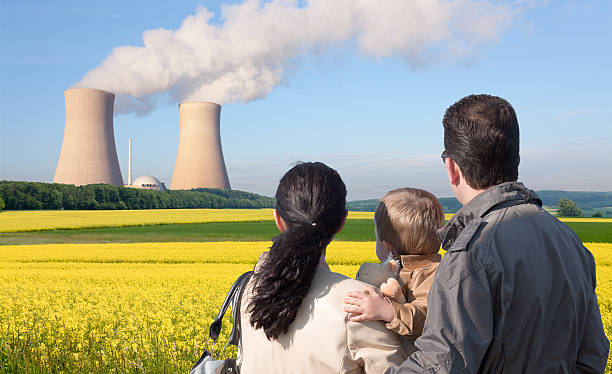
74,0,523,115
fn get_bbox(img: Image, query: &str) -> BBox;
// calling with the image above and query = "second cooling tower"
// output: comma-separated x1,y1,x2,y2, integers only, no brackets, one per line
170,102,231,190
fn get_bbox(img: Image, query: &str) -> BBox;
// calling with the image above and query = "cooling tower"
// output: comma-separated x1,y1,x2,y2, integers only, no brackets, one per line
170,102,231,190
54,88,123,186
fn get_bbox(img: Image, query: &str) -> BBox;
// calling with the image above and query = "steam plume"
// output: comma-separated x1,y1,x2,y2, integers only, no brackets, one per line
74,0,522,115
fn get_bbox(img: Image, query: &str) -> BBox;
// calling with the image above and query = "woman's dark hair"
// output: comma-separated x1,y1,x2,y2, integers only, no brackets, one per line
443,94,520,189
248,162,347,340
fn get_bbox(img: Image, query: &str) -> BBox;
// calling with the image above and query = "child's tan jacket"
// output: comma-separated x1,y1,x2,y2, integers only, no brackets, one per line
386,253,441,337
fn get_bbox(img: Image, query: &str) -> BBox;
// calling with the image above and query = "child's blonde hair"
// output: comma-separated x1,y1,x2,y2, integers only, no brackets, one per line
374,188,444,255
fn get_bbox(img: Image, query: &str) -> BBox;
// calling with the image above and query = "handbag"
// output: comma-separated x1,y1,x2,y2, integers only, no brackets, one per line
191,271,253,374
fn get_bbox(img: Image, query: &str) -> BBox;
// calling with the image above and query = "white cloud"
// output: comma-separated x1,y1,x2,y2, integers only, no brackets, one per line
74,0,520,115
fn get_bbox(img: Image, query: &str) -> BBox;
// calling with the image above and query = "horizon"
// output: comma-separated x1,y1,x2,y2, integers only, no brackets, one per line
2,179,611,202
1,0,611,200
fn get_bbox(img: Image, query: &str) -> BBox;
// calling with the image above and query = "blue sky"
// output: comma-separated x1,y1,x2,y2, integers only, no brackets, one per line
1,0,611,200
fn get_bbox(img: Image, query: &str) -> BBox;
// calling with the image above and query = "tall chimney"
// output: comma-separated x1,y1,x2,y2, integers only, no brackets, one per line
54,88,123,186
128,138,132,186
170,102,231,190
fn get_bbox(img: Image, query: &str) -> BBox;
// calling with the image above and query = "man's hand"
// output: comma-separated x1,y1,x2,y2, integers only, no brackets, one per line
344,286,395,323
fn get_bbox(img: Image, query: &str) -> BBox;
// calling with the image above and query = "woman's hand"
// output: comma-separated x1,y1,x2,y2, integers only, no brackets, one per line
343,286,395,323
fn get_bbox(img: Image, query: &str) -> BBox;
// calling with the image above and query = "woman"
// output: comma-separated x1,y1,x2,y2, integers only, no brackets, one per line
239,162,407,373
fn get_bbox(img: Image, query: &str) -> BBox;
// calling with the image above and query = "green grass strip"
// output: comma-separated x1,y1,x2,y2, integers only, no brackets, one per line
1,220,610,245
0,220,375,245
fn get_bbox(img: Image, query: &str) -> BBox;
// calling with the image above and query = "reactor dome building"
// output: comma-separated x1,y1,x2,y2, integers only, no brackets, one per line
130,175,166,191
53,88,123,186
170,102,231,190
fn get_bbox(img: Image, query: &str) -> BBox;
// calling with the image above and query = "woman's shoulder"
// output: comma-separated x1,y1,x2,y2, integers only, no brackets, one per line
313,267,409,370
312,265,370,300
326,271,369,289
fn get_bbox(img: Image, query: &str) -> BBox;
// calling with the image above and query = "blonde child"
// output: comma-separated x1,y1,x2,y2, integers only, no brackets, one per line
344,187,444,338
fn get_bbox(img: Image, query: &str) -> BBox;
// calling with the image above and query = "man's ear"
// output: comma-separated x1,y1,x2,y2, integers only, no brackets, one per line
273,209,288,232
445,158,461,187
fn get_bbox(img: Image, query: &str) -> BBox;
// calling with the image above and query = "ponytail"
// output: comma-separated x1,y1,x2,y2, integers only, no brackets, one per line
247,162,346,340
248,224,331,340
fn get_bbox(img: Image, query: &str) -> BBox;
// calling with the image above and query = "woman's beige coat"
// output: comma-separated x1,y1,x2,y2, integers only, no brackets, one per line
238,257,408,374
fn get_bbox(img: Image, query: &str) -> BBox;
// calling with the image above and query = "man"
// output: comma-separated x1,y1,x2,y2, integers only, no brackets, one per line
387,95,609,373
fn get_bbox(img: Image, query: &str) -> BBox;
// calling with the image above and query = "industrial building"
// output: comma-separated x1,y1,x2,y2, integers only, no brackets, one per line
127,175,166,191
54,89,231,190
170,102,231,190
54,88,124,186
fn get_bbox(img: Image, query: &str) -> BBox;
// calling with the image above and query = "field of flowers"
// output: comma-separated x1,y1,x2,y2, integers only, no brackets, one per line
0,241,378,265
0,241,363,372
0,209,376,233
1,240,611,372
0,209,610,373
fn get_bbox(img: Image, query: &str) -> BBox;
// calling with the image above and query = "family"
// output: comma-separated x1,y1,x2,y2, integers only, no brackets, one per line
236,94,610,373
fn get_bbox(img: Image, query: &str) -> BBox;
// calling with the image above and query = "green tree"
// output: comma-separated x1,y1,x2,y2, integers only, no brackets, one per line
592,211,603,218
0,195,4,211
48,189,64,209
557,198,583,217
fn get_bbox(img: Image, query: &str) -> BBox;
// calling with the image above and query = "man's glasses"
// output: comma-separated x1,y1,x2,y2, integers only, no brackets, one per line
441,150,448,164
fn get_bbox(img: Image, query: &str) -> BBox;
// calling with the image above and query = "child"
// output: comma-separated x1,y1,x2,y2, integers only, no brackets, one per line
344,187,444,338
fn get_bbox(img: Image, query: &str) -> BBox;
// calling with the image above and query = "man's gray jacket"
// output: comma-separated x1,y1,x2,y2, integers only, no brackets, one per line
387,182,609,373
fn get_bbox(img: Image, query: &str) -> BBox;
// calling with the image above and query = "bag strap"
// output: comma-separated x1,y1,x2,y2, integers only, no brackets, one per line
208,271,253,342
226,271,252,347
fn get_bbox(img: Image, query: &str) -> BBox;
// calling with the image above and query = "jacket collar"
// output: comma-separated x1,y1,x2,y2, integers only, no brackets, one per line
399,253,441,271
436,182,541,250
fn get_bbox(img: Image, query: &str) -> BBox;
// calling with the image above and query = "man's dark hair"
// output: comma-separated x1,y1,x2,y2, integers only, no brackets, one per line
443,94,520,189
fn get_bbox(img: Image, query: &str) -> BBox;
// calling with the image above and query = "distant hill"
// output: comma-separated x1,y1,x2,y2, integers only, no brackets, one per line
347,190,612,215
346,197,461,213
344,199,379,212
536,191,612,209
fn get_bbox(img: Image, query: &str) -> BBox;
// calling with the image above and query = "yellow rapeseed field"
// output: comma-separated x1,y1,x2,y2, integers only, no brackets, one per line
0,209,275,232
0,241,363,372
0,209,375,233
1,241,611,372
0,241,378,265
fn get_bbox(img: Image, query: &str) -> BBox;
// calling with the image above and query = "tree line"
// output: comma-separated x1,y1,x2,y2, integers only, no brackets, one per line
0,181,275,211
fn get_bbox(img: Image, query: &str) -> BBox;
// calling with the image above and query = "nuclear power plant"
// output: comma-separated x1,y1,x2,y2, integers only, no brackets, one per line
54,88,124,186
54,89,231,190
170,102,231,190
